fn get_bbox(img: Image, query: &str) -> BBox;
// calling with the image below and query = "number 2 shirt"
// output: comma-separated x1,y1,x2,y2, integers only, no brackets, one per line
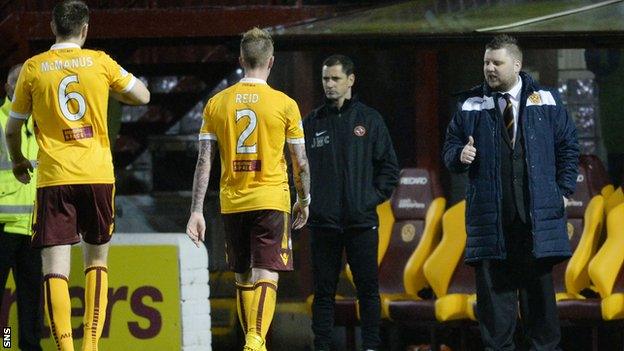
199,77,305,214
10,42,136,187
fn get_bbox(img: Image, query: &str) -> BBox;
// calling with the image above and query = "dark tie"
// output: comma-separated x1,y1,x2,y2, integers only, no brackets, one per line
502,93,514,145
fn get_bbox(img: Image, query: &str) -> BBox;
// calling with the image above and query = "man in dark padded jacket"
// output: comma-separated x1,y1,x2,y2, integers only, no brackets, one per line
303,54,399,351
443,35,579,350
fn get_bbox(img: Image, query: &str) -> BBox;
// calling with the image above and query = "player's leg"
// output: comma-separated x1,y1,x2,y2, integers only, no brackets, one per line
14,235,43,351
33,185,81,351
235,270,254,335
243,210,292,351
245,268,278,350
81,242,110,351
42,245,74,351
78,184,114,351
223,212,254,339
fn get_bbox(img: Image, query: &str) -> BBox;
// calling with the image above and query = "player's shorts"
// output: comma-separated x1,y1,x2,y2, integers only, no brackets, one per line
31,184,115,248
222,209,293,273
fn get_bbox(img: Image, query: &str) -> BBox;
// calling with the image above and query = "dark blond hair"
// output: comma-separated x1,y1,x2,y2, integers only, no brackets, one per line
240,27,274,69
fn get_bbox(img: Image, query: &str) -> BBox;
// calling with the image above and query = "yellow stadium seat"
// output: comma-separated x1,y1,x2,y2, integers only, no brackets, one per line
423,201,475,322
588,202,624,320
601,184,614,200
388,201,474,350
563,195,605,298
604,186,624,215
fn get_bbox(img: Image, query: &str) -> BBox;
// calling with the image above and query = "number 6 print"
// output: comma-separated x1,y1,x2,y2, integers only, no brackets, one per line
58,75,87,121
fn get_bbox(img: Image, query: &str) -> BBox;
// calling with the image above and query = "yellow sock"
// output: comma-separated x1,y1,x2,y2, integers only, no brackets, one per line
236,282,254,333
82,266,108,351
244,279,277,350
44,274,74,351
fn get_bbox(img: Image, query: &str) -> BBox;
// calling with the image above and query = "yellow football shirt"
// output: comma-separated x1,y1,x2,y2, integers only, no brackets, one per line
10,42,136,187
199,78,305,214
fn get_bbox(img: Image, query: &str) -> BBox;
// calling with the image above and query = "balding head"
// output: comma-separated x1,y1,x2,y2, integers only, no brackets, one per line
5,64,22,100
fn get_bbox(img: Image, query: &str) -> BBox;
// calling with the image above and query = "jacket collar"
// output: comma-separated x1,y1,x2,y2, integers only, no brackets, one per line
482,71,538,98
323,94,358,114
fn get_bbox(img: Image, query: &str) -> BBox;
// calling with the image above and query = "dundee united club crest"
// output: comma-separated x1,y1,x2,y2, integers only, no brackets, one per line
354,125,366,137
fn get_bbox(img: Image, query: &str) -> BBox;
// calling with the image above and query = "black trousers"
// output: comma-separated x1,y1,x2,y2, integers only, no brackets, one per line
0,224,43,351
475,219,561,351
310,227,380,350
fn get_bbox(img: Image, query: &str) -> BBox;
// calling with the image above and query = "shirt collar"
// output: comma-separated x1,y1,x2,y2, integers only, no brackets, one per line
240,77,267,85
501,76,522,101
50,42,81,50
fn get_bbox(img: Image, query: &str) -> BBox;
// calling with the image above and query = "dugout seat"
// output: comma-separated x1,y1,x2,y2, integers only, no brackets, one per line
388,201,475,349
554,158,606,301
378,168,445,319
605,186,624,215
424,201,475,322
588,202,624,320
556,202,624,350
561,196,605,299
579,154,612,198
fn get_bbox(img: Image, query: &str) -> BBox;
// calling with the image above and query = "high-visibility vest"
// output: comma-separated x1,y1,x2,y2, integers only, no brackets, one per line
0,97,38,235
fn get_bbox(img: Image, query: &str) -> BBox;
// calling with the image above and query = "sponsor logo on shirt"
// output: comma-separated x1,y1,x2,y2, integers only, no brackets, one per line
63,125,93,141
233,160,261,172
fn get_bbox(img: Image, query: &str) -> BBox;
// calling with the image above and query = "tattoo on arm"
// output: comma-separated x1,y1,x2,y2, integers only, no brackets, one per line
288,143,310,200
190,140,216,213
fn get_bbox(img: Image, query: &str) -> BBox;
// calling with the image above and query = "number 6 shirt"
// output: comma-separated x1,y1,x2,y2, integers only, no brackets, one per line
10,42,136,187
199,77,305,214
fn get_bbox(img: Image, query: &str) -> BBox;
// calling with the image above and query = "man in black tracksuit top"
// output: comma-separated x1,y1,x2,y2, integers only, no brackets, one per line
304,54,399,351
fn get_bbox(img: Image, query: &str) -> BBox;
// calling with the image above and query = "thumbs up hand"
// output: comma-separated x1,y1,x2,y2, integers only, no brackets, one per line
460,136,477,164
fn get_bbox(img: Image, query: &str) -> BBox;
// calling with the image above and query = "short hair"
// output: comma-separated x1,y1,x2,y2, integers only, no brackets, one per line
322,54,354,76
53,0,89,38
240,27,274,69
7,64,22,85
486,34,523,63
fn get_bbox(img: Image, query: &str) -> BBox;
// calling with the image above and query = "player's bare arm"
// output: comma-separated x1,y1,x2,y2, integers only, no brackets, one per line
110,78,150,105
288,142,311,229
186,139,216,246
5,117,33,184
